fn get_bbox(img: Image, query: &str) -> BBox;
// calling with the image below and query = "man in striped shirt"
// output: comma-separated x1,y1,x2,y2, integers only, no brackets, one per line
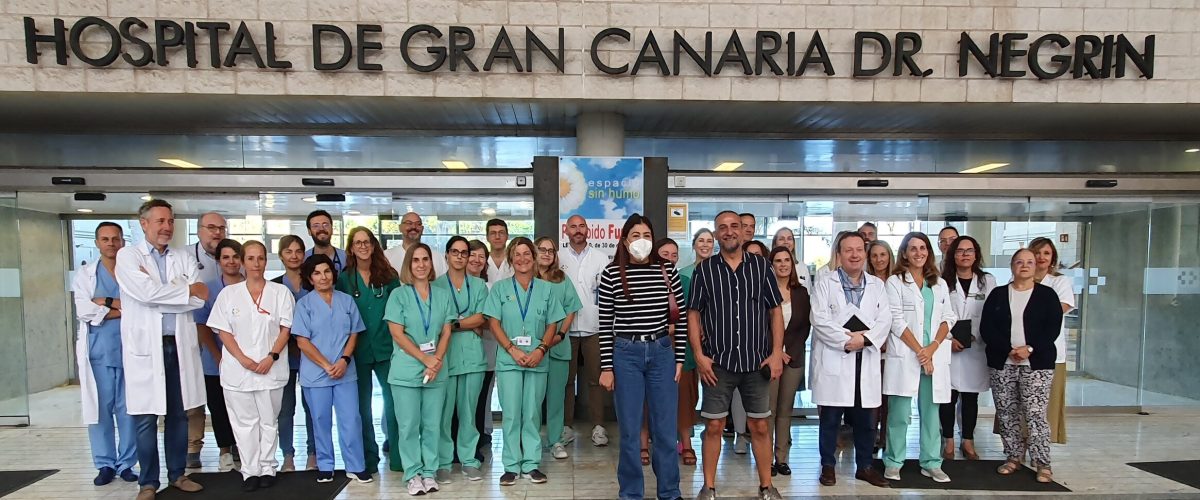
688,210,786,500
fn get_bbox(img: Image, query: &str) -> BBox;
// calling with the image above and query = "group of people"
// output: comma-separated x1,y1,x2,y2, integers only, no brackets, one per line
75,200,1074,500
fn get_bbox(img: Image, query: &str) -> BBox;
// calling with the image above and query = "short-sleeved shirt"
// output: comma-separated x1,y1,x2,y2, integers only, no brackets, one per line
291,290,365,387
432,273,490,376
336,267,401,365
482,277,567,373
383,284,456,387
206,281,296,392
194,275,233,376
544,277,583,361
687,251,784,373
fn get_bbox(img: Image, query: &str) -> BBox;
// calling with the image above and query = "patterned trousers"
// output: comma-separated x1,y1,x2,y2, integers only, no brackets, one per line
990,364,1054,468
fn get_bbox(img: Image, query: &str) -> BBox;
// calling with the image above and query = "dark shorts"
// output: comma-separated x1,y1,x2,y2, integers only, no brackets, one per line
700,364,771,420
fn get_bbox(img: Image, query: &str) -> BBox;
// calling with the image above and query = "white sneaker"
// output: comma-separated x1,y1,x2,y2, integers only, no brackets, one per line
922,467,951,483
551,442,568,459
218,452,235,472
591,425,609,446
560,426,576,445
883,466,901,481
281,454,296,472
734,433,751,455
407,476,426,496
422,476,439,492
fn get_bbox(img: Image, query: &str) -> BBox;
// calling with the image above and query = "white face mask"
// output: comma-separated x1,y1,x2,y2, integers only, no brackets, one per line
628,238,653,261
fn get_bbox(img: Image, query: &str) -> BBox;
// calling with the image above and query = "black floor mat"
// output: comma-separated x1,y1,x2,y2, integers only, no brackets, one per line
155,470,352,500
0,469,58,498
1129,460,1200,490
871,459,1070,491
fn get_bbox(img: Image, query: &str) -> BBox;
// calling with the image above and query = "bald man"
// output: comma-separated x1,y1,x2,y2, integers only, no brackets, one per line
187,211,227,469
383,212,447,277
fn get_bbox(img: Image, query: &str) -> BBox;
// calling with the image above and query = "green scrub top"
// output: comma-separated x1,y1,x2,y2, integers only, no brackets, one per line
482,277,567,373
335,268,401,365
921,284,935,345
383,283,456,387
543,276,583,361
432,273,489,376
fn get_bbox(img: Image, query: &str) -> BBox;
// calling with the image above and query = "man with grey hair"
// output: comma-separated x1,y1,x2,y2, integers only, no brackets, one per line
187,211,227,468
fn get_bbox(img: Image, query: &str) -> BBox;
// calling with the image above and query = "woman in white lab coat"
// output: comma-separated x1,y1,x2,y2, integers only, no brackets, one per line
881,232,956,483
207,240,296,493
938,236,996,461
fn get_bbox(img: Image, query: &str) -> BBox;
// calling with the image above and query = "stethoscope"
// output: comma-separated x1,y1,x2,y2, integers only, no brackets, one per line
351,268,385,299
194,242,207,270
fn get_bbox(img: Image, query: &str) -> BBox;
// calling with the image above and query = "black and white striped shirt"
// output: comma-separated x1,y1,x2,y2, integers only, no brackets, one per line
597,262,689,370
689,251,784,373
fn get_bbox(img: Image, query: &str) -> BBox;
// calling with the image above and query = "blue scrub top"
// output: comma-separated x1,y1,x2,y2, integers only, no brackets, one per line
193,276,231,376
88,264,123,368
292,290,365,388
273,274,311,366
305,248,348,273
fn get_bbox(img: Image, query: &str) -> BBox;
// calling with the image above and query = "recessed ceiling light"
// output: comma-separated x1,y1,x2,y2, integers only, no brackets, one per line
481,207,497,216
443,160,469,170
140,195,153,201
347,210,361,215
960,162,1010,174
76,208,93,213
159,158,204,169
1186,148,1200,153
302,197,317,203
713,162,743,172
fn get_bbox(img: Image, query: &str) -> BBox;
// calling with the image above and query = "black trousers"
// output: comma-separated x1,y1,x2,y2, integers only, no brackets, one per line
938,390,979,440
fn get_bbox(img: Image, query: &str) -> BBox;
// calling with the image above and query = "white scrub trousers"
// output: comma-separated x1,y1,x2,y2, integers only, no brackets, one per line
225,388,284,479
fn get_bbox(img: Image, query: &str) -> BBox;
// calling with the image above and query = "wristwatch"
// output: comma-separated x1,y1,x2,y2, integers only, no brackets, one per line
452,320,461,330
269,351,280,361
104,297,113,308
340,355,352,365
1025,346,1034,354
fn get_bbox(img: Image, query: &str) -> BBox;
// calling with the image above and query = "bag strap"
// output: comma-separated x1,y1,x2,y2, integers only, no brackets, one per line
660,265,679,323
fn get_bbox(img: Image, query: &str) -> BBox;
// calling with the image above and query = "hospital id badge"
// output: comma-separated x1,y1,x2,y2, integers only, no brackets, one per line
514,336,533,347
419,341,436,354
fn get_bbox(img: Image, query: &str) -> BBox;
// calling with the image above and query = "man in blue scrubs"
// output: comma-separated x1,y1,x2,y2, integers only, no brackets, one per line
73,222,138,485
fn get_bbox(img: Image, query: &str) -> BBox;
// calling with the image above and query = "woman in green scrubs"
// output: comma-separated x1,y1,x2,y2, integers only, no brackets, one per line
335,227,402,476
385,243,454,496
433,236,490,483
483,237,566,487
533,237,583,461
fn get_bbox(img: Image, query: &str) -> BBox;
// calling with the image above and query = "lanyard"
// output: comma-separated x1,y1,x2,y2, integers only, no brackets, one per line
446,274,469,317
251,287,270,315
512,278,534,322
411,285,433,333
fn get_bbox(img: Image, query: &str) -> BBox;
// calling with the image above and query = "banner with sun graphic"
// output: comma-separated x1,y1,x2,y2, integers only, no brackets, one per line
559,156,645,255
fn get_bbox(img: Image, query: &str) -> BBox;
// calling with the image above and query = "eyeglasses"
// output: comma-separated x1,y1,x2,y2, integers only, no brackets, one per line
448,249,469,257
537,247,556,254
351,240,372,248
955,248,976,255
201,224,227,233
310,223,332,230
402,220,423,227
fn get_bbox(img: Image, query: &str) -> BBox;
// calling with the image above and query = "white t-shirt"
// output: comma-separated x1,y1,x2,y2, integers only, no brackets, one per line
1040,274,1076,364
1007,286,1033,366
486,254,513,287
207,281,296,392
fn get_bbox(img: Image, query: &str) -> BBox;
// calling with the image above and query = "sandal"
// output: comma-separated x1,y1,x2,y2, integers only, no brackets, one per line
681,448,697,466
1036,467,1053,483
996,460,1022,475
640,449,650,466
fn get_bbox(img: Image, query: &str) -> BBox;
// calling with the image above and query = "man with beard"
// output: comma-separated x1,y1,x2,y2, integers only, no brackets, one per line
306,210,348,273
384,212,447,277
557,215,611,448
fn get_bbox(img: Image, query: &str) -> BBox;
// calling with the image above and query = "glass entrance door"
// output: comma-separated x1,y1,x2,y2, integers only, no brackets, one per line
0,195,28,426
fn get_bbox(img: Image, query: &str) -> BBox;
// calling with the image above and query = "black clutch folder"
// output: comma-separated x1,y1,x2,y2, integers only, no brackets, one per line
843,315,869,333
951,319,973,348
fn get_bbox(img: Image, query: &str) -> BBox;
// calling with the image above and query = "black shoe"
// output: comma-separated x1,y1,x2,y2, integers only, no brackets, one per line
382,440,390,453
526,469,547,483
119,468,138,482
856,467,891,488
776,463,792,476
770,463,778,477
499,472,518,486
259,474,275,488
317,471,334,483
93,466,116,486
242,476,260,492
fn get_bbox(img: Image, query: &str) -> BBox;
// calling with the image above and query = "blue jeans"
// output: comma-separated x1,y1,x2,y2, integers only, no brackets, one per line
87,364,137,472
612,335,680,500
133,338,188,489
279,369,315,456
818,405,876,471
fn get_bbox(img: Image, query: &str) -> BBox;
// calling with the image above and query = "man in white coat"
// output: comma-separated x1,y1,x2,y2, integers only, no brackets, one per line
74,222,138,486
117,200,210,500
809,231,891,488
558,214,612,447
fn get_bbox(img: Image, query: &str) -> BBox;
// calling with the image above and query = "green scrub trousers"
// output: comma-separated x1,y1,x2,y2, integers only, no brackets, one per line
545,357,570,447
392,384,446,481
439,371,485,470
357,359,402,473
884,285,942,471
497,369,547,473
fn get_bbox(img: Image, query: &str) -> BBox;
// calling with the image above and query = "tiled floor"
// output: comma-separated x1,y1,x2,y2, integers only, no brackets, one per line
4,387,1200,499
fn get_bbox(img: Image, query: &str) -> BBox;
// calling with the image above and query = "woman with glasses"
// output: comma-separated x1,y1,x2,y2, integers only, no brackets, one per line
938,236,996,460
466,238,496,462
532,237,583,460
982,249,1064,483
385,243,455,496
206,241,295,492
1029,237,1075,445
271,235,315,471
433,237,490,482
335,227,403,476
483,237,566,486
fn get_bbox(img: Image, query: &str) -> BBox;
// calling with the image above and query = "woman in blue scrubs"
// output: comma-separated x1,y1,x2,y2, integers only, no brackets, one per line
292,254,373,484
384,243,455,496
483,237,566,487
272,234,314,471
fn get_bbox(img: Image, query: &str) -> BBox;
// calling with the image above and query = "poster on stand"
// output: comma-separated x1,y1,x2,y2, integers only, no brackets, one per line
557,156,644,257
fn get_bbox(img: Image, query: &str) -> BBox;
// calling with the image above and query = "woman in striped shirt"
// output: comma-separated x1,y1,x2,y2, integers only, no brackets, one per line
597,214,689,500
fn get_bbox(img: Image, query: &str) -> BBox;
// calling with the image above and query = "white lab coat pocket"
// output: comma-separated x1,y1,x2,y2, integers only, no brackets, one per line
820,349,844,376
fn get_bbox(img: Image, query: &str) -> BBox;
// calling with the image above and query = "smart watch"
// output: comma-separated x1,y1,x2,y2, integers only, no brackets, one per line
340,355,352,365
104,297,114,308
269,351,280,361
452,320,461,331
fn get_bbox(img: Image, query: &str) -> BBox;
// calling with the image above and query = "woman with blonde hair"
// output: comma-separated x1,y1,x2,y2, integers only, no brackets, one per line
1028,237,1075,445
865,239,894,452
